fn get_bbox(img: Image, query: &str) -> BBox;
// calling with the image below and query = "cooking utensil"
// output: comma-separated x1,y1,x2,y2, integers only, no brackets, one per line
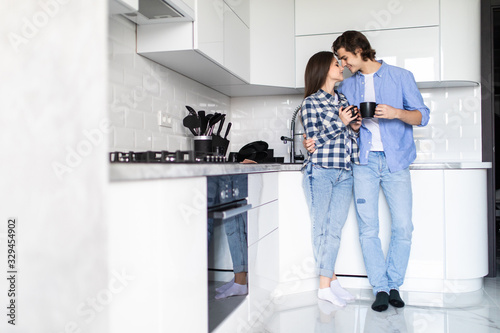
207,113,223,135
183,114,201,136
237,140,269,162
216,115,225,136
185,105,198,117
197,110,206,135
239,140,268,153
203,113,213,135
211,117,229,158
224,122,232,139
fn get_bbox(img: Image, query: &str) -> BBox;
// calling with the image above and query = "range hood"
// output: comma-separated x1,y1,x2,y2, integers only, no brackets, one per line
122,0,194,24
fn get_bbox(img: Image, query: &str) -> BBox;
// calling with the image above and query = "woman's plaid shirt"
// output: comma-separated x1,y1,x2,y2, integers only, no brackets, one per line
301,89,359,169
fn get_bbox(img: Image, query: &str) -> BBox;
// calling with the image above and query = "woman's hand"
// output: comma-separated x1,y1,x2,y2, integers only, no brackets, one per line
349,108,362,132
339,106,358,126
302,133,316,153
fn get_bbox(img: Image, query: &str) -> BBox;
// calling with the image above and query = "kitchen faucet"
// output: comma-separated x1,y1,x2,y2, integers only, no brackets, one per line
280,104,304,164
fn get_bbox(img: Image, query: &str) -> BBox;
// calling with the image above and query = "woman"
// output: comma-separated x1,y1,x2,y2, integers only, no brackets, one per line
301,51,361,307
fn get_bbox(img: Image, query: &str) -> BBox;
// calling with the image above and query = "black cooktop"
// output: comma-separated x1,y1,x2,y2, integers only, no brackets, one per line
109,150,227,163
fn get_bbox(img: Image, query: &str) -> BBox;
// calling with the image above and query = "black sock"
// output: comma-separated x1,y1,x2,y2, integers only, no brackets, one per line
371,292,389,312
389,289,405,308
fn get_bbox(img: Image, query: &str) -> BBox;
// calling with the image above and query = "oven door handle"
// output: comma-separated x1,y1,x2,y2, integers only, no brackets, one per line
208,203,253,220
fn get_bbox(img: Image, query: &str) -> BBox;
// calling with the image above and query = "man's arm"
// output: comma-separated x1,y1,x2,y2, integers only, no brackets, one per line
374,105,422,125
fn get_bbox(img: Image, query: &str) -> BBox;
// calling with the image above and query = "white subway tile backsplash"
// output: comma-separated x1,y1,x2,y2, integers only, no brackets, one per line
125,110,144,130
109,109,125,127
143,112,158,132
114,127,135,150
135,130,153,150
152,133,169,151
108,15,230,152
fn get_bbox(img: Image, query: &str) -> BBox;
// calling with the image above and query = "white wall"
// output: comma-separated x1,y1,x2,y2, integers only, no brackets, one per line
108,15,231,152
0,1,108,332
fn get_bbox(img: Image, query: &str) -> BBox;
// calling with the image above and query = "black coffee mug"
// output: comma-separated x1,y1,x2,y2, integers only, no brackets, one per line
349,105,358,117
359,102,377,118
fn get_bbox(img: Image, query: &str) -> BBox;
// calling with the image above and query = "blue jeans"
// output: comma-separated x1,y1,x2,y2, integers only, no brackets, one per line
353,152,413,295
302,163,353,278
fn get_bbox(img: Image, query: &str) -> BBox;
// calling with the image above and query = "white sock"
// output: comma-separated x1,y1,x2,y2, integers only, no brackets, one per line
317,288,346,307
330,279,355,302
215,283,247,300
215,278,234,293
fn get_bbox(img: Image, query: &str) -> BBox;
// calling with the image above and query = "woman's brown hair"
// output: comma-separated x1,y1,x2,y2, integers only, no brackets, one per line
332,30,376,61
303,51,334,98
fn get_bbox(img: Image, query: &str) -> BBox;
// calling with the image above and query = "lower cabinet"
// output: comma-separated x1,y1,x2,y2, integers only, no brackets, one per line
246,173,280,331
107,177,208,333
276,168,489,294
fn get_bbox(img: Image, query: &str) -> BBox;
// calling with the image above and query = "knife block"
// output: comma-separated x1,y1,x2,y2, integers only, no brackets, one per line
211,135,229,157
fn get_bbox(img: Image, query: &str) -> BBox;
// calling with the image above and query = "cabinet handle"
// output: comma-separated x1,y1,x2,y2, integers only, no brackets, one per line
209,204,253,220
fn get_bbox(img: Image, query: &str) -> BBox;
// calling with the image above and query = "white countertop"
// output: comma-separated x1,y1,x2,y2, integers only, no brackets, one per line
109,161,492,181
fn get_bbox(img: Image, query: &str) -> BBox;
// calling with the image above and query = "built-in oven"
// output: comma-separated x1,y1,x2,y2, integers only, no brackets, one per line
207,174,251,332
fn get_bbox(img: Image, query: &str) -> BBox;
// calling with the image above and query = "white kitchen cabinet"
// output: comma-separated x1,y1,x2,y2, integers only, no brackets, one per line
444,169,488,281
248,172,279,207
196,0,224,65
248,200,279,246
195,0,250,78
224,2,250,81
109,0,138,14
107,177,208,333
137,0,250,88
295,27,440,88
224,0,249,27
247,0,295,88
277,171,316,288
405,170,445,280
276,167,488,294
440,0,481,82
295,0,439,36
247,172,280,329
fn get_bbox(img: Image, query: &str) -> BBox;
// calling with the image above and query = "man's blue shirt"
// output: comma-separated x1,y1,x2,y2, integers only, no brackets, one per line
338,60,430,172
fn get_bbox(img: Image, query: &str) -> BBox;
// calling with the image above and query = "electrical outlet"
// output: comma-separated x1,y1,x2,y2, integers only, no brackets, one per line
158,111,172,128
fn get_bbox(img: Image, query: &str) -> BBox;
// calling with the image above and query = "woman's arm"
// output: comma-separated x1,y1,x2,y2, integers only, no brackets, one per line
301,100,349,149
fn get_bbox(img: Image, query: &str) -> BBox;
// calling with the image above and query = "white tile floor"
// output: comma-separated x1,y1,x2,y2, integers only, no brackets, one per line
250,268,500,333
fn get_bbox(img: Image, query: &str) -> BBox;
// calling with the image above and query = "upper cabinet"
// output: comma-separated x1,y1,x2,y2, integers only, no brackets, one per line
124,0,479,95
440,0,480,82
109,0,138,14
295,0,479,88
296,27,440,87
295,0,439,36
137,0,250,87
224,3,250,82
248,0,295,89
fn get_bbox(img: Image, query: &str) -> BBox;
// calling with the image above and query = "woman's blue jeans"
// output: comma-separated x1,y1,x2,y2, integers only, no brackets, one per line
302,163,354,278
352,152,413,295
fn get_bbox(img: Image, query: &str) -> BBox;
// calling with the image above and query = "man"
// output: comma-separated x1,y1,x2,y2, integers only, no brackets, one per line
304,30,430,312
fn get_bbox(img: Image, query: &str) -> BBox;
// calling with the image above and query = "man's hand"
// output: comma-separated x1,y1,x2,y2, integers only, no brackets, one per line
375,104,422,125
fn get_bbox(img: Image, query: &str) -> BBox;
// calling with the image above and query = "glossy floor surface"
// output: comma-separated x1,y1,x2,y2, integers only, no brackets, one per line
255,270,500,332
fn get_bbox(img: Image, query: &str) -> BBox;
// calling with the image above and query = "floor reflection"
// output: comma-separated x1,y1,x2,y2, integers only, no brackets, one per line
261,275,500,333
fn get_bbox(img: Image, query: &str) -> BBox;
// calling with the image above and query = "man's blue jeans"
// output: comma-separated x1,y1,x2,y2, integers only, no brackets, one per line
302,163,354,278
353,152,413,295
